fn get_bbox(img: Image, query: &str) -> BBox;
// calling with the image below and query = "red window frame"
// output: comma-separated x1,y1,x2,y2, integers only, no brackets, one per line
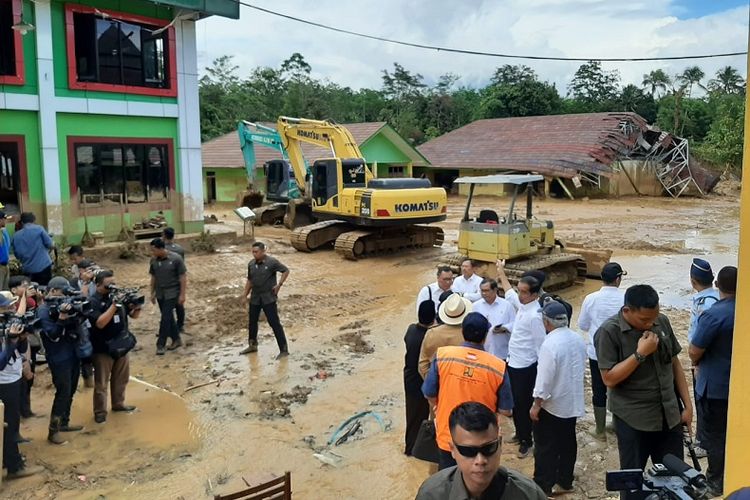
0,134,30,202
0,0,25,85
64,3,177,97
67,136,177,214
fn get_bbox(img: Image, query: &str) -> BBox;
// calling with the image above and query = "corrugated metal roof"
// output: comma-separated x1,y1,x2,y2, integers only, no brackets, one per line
417,112,649,179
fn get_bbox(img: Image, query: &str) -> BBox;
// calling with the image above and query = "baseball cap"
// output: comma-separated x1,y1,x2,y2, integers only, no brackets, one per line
601,262,627,282
48,276,71,291
0,291,16,307
462,312,490,336
540,300,568,320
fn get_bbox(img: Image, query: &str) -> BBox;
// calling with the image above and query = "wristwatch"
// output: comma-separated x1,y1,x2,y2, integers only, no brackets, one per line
633,351,647,364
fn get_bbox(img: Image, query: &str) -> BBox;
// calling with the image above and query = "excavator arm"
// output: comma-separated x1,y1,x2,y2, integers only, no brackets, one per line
237,121,287,186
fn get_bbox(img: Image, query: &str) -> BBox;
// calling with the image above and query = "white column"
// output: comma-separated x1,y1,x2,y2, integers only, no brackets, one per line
175,19,204,230
34,1,63,234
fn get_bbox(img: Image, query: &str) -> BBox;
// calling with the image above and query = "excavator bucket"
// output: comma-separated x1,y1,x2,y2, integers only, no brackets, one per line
284,199,314,229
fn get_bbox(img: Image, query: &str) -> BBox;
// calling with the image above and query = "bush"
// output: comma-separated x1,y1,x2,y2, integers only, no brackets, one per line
191,230,216,253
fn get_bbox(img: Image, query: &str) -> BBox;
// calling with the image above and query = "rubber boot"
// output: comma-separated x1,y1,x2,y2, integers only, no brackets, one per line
591,406,607,441
48,416,68,445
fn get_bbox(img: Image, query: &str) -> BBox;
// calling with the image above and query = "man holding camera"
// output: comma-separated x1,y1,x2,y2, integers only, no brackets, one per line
37,276,87,444
88,270,141,423
149,238,186,355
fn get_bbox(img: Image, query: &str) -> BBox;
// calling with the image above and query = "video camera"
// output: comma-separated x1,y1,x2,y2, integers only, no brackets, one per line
45,289,93,318
606,454,709,500
0,311,41,338
106,285,145,308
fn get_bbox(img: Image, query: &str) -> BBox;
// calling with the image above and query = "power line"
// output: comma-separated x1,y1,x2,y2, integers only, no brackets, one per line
232,0,746,62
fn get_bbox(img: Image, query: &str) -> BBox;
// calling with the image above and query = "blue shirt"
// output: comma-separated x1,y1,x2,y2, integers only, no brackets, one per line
0,228,9,265
37,304,79,365
422,342,514,411
691,297,734,400
11,223,53,273
688,288,719,343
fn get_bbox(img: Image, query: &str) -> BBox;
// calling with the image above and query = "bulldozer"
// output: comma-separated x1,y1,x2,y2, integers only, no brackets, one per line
443,174,612,290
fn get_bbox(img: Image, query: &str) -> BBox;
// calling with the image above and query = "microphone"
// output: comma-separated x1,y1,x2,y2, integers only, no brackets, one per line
662,454,708,490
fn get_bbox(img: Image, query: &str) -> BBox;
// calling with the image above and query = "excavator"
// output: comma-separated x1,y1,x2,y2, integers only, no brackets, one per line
442,174,612,290
273,116,447,259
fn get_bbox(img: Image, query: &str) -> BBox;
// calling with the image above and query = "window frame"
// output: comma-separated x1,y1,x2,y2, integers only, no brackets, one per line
0,0,25,85
0,134,29,207
67,136,176,215
64,3,177,97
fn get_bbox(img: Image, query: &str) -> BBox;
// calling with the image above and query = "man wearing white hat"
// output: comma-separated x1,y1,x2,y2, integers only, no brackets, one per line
418,293,473,378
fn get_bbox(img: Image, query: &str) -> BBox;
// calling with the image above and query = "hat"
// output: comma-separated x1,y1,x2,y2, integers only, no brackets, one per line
438,293,473,326
78,259,94,269
48,276,71,291
0,291,17,307
462,312,490,337
690,258,714,283
540,300,568,320
601,262,627,282
521,270,546,286
417,300,436,325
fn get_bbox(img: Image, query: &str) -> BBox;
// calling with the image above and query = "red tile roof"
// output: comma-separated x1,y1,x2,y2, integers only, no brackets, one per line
417,112,649,178
201,122,387,169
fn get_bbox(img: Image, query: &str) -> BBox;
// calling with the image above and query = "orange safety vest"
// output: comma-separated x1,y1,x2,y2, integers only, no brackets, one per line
434,345,506,451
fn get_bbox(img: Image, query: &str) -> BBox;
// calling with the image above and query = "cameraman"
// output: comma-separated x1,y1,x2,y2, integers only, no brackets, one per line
0,294,42,478
88,270,141,423
37,276,86,444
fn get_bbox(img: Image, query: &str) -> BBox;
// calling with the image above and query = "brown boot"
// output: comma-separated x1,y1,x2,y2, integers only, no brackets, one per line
47,417,67,445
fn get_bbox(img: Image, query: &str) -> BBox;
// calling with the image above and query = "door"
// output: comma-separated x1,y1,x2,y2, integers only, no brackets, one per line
0,141,22,216
206,171,217,203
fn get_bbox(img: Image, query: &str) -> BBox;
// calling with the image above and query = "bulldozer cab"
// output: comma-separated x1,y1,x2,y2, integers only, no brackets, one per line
455,174,555,262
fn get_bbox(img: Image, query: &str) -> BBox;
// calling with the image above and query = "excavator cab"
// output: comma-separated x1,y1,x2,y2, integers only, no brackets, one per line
265,160,297,202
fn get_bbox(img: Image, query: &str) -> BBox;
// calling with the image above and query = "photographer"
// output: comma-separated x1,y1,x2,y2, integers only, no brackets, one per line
0,294,42,479
37,276,88,444
88,270,141,424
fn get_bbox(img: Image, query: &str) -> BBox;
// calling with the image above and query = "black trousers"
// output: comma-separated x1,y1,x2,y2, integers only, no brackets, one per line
28,266,52,286
692,368,706,445
507,362,537,446
49,359,80,425
0,379,24,473
176,303,185,331
81,356,94,379
613,414,683,470
248,301,288,351
157,297,181,348
589,358,607,408
533,409,577,491
20,345,39,418
697,397,728,492
404,392,429,455
438,449,456,470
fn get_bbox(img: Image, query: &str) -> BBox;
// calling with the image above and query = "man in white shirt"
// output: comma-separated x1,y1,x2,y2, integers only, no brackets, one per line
577,262,626,440
530,301,587,496
496,259,546,459
451,259,483,302
416,266,454,317
472,278,515,360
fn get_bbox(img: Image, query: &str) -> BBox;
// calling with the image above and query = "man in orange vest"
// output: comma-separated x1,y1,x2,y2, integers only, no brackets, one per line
422,312,514,470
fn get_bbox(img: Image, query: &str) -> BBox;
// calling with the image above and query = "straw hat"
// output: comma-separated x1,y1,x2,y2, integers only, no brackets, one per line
438,293,473,326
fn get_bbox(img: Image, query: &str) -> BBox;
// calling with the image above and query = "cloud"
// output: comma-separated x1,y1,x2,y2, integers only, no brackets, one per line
196,0,748,94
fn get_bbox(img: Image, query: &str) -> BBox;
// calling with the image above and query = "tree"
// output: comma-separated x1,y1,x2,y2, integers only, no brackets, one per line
615,84,657,123
568,60,621,111
490,65,536,86
381,63,426,100
695,94,745,172
642,69,671,98
708,66,745,94
677,66,706,97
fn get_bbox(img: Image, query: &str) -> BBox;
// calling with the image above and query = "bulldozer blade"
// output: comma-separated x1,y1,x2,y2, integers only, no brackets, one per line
564,245,612,279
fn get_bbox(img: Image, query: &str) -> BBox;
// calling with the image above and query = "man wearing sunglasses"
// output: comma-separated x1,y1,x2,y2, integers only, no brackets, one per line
416,402,547,499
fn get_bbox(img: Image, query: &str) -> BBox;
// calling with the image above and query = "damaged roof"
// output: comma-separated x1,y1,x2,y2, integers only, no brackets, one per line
417,112,651,179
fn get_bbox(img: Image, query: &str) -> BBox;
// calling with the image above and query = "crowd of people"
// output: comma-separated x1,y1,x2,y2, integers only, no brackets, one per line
406,257,737,498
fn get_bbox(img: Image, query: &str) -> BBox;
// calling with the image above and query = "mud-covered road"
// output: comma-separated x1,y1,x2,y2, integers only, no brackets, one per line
3,184,740,499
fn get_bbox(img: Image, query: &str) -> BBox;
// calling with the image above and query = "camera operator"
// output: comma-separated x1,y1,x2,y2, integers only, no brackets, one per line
88,270,141,424
0,294,42,479
37,276,88,444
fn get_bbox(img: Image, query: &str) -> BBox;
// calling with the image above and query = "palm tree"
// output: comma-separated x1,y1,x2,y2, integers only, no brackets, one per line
677,66,706,97
708,66,745,94
642,69,671,97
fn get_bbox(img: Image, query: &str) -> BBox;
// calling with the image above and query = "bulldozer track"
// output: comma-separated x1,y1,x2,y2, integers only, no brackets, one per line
334,225,445,260
290,220,352,252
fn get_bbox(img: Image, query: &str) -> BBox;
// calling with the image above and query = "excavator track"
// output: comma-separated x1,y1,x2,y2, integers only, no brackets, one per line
334,225,445,260
253,204,287,226
290,220,353,252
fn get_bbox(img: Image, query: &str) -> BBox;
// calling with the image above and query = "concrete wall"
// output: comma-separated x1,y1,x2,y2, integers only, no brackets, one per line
610,161,664,196
203,168,247,203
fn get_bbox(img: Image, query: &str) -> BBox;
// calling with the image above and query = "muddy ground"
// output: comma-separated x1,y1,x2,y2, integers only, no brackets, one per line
1,184,739,499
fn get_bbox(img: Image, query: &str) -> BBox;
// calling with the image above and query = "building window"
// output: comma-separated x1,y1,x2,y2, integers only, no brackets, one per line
388,166,405,177
65,4,176,96
0,0,24,85
74,141,171,207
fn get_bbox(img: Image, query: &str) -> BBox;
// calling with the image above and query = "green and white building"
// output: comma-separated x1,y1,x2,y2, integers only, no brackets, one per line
0,0,238,241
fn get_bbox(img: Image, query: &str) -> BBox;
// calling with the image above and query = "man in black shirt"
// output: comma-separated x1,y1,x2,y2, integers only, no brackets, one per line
404,300,436,455
88,270,141,423
149,238,186,355
162,227,186,333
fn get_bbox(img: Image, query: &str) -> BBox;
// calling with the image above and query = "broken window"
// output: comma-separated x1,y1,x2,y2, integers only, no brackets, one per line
74,142,170,207
0,0,16,77
72,10,169,89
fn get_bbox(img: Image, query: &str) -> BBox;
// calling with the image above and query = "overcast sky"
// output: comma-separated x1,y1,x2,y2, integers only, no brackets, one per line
196,0,749,93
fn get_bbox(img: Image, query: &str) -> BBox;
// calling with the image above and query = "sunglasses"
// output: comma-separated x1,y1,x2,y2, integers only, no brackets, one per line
454,437,501,458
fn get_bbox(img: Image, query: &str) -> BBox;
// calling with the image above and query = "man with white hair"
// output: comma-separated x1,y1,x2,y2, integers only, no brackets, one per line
530,301,587,496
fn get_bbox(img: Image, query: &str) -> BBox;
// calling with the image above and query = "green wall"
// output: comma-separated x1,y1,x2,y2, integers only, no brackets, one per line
0,0,38,95
0,110,44,214
361,133,411,164
204,168,246,203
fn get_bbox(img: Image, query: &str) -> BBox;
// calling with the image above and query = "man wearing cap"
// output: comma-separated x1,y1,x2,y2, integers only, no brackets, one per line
422,312,513,470
472,278,515,361
418,293,471,378
416,266,454,317
451,259,483,302
0,211,11,290
11,212,54,286
577,262,626,440
149,238,187,355
689,266,737,496
496,260,546,459
37,276,86,444
530,301,587,495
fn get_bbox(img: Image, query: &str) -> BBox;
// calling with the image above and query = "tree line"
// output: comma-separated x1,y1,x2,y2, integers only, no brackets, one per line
199,53,746,173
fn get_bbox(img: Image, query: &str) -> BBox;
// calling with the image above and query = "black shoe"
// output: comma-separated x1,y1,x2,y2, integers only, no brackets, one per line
167,339,182,351
112,405,136,412
17,435,32,444
239,344,258,355
59,424,84,432
156,346,166,355
275,350,289,360
94,414,106,424
517,443,532,459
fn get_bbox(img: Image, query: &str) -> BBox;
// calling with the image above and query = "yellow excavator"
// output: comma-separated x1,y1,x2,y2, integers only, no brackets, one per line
443,174,612,290
275,117,447,259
